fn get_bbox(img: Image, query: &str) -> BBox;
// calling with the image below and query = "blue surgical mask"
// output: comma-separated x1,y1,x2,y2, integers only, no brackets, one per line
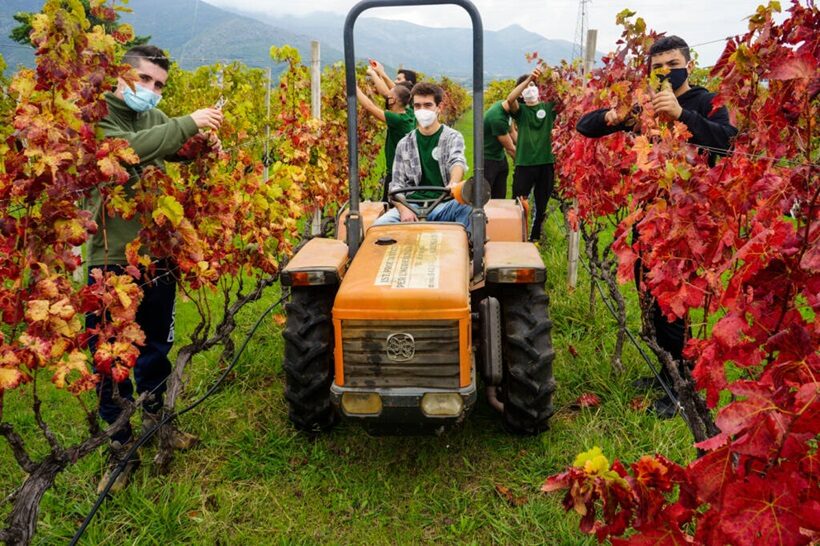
122,84,162,112
659,68,689,91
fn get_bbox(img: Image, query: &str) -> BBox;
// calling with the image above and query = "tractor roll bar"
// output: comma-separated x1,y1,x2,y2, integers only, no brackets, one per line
343,0,485,266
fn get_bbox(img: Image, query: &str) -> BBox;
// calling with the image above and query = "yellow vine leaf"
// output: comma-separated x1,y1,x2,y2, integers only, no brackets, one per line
25,300,51,322
0,368,25,391
153,195,185,228
573,446,611,474
52,350,88,389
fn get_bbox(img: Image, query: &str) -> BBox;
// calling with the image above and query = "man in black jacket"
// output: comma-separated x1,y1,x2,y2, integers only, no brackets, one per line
577,35,737,163
576,36,737,418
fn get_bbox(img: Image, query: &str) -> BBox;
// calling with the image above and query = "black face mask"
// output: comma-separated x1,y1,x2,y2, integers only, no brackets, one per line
659,67,689,91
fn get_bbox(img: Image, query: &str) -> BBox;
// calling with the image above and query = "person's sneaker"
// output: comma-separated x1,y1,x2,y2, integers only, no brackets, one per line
631,375,665,393
648,395,679,420
143,411,199,451
97,439,140,495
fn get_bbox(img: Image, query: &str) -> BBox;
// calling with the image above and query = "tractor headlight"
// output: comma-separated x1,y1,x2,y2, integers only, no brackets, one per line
420,393,464,417
341,392,382,415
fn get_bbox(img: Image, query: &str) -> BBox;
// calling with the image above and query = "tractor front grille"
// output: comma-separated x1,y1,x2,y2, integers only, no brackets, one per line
341,320,460,388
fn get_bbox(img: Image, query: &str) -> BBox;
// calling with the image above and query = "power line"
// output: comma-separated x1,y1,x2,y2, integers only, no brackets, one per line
177,0,201,68
0,43,35,52
689,37,734,49
684,142,820,169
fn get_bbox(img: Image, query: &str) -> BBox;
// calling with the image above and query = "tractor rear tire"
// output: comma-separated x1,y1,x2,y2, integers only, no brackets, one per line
283,286,338,432
499,283,556,435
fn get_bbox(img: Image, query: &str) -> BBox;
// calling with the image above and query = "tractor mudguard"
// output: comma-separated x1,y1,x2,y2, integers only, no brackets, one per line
336,201,388,241
484,241,547,284
484,199,528,242
281,238,349,286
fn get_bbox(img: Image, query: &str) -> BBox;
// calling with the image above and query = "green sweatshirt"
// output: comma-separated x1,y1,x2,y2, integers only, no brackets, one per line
87,94,198,267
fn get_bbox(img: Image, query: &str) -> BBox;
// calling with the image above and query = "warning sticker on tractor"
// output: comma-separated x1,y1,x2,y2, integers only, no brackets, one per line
375,233,441,289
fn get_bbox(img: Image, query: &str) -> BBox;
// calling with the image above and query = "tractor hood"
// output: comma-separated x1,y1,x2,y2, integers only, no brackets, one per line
333,223,470,321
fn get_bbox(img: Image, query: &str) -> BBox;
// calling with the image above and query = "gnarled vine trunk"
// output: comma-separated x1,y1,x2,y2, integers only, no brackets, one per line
1,398,137,545
154,275,276,474
1,455,68,546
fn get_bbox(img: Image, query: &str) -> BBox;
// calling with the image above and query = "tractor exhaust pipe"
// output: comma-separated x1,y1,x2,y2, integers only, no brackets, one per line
486,386,504,413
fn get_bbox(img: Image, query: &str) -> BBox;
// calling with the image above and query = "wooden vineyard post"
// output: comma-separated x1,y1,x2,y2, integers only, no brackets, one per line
567,29,597,288
310,40,323,236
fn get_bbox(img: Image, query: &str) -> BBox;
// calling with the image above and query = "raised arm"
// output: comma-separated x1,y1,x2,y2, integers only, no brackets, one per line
505,66,542,114
356,86,386,123
369,61,394,97
99,114,199,163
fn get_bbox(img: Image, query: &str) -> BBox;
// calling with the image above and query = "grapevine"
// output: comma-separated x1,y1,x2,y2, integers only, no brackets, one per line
544,3,819,544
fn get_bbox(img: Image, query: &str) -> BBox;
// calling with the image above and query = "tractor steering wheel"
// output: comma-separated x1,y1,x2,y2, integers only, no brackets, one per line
388,186,453,220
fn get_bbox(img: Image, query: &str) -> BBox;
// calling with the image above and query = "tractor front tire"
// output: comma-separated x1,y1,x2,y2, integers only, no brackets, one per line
283,286,338,432
500,283,556,435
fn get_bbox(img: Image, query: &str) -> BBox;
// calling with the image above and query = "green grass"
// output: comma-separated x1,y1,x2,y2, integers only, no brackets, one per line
0,110,694,545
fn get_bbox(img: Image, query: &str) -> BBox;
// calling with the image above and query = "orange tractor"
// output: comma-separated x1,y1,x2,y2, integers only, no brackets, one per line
280,0,555,434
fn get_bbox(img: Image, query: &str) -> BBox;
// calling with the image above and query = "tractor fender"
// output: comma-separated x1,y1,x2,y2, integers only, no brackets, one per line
485,199,528,242
484,241,546,284
336,201,388,241
281,238,349,286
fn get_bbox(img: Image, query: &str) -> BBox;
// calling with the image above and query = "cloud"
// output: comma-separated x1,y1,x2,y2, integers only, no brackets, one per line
205,0,759,65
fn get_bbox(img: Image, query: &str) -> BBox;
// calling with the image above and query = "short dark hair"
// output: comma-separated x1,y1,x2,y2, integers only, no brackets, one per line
123,45,170,72
410,82,443,105
398,69,417,86
648,35,691,62
392,84,411,107
396,80,414,92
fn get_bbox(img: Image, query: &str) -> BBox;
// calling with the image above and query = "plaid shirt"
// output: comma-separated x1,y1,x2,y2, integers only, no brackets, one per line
389,125,468,192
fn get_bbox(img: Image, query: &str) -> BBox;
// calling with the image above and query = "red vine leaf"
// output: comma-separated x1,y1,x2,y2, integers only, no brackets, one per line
718,474,809,546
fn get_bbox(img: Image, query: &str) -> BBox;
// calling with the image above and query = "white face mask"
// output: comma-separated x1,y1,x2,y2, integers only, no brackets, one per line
414,108,438,128
522,85,540,105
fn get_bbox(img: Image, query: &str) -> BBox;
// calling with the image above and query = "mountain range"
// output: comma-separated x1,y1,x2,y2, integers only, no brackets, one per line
1,0,600,83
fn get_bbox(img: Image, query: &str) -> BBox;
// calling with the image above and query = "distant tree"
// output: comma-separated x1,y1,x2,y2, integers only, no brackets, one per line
10,0,150,47
484,79,515,111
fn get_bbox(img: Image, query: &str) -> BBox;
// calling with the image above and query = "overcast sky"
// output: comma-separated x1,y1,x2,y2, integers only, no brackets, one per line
204,0,764,66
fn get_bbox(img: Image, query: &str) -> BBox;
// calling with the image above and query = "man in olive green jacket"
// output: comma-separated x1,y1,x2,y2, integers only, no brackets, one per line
87,45,223,494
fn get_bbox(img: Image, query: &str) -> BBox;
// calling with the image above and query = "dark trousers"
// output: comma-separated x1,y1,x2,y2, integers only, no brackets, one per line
484,158,509,199
632,232,687,387
513,163,555,241
86,263,177,443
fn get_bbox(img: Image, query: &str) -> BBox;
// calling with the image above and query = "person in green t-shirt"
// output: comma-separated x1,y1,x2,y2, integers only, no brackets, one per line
483,100,516,198
506,66,556,241
357,68,414,201
88,45,222,494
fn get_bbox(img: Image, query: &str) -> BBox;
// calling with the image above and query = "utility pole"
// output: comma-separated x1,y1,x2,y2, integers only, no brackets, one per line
572,0,591,63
